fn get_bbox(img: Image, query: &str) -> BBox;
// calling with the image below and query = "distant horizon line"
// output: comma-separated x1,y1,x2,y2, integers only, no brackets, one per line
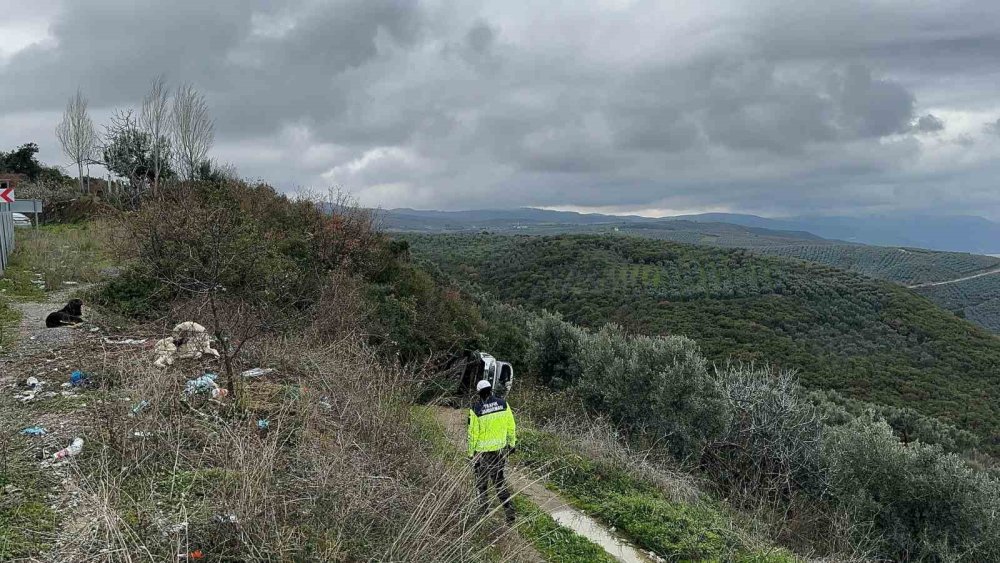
377,205,999,222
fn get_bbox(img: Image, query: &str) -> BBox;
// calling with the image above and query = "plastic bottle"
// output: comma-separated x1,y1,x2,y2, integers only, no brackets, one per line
130,400,151,416
53,437,84,459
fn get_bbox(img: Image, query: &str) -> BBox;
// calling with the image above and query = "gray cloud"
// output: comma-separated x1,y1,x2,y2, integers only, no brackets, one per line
914,114,945,133
985,118,1000,136
2,0,1000,219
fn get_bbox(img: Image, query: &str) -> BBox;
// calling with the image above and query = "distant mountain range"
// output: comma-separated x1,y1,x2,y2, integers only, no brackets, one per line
675,213,1000,254
380,207,1000,254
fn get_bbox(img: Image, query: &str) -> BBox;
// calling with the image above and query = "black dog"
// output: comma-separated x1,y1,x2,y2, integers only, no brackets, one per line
45,299,84,328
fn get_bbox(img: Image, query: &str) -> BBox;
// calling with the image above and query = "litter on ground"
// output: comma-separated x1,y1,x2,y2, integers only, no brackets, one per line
69,370,89,387
53,437,85,460
130,400,151,416
104,337,148,345
184,372,229,399
241,367,275,378
20,426,47,436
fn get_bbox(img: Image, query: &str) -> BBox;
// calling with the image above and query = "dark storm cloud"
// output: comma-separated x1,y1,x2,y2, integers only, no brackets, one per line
2,0,1000,218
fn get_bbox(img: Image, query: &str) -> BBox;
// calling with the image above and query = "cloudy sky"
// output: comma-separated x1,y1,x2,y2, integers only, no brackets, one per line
2,0,1000,218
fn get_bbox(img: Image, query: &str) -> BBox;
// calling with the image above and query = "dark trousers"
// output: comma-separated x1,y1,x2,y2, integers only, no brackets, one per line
474,450,515,523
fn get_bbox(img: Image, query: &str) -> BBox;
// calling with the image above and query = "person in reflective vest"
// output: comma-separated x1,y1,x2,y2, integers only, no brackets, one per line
468,379,517,524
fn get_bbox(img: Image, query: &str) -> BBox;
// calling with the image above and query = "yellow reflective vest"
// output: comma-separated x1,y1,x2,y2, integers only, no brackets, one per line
468,396,517,457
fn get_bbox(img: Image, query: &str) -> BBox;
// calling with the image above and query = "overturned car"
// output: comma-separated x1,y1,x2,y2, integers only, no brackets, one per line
458,351,514,397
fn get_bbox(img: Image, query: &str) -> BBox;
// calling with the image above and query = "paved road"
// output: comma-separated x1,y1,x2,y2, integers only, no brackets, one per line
908,267,1000,289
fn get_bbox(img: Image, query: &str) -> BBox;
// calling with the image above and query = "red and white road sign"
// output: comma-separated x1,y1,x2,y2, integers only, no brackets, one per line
0,187,13,203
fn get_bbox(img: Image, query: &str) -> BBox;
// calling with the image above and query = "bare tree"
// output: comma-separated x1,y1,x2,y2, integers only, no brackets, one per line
140,75,172,193
171,83,214,181
55,89,97,194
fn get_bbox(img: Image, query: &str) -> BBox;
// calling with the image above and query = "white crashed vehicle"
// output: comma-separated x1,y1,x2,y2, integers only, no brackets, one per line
12,212,31,227
461,351,514,396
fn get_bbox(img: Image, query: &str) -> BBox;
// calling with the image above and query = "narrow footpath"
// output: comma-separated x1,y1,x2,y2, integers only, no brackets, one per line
433,406,656,563
1,285,105,560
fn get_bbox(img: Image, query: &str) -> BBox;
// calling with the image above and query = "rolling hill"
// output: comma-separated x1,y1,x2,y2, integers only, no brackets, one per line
753,244,1000,286
676,212,1000,254
383,208,1000,333
914,273,1000,333
405,233,1000,448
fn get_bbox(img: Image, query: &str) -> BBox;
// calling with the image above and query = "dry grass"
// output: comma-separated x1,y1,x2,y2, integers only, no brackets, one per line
32,329,535,562
0,221,116,299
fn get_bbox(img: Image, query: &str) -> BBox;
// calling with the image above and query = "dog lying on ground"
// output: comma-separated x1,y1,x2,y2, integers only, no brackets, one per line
45,299,84,328
153,321,221,368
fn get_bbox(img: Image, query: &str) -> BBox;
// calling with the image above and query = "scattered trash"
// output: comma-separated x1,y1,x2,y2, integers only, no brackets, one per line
184,373,218,395
26,376,40,388
89,327,100,332
20,426,47,436
15,390,39,403
133,431,154,438
61,382,72,388
177,549,204,560
184,373,228,400
69,370,89,387
104,337,148,345
319,397,333,410
63,281,79,286
241,367,275,378
213,513,239,524
53,437,85,460
257,419,270,430
130,400,151,416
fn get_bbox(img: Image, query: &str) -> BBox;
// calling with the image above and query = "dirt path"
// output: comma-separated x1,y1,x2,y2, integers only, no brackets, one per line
433,406,656,563
0,285,108,560
907,267,1000,289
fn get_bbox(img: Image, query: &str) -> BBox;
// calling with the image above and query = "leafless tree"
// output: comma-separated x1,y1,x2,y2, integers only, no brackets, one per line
140,75,172,193
55,89,97,194
171,83,214,180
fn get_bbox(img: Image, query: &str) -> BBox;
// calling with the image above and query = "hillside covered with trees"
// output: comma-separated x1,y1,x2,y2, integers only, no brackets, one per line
406,234,1000,447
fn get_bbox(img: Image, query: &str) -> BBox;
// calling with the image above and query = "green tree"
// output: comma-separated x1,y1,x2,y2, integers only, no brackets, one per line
0,143,43,179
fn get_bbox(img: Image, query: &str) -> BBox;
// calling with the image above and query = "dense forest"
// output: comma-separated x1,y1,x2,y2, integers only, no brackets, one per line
915,274,1000,333
406,233,1000,448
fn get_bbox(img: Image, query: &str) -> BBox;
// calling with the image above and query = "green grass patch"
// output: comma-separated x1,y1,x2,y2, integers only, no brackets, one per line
0,222,114,300
0,297,20,354
516,430,796,562
155,467,241,500
86,270,172,320
512,496,616,563
0,438,60,559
